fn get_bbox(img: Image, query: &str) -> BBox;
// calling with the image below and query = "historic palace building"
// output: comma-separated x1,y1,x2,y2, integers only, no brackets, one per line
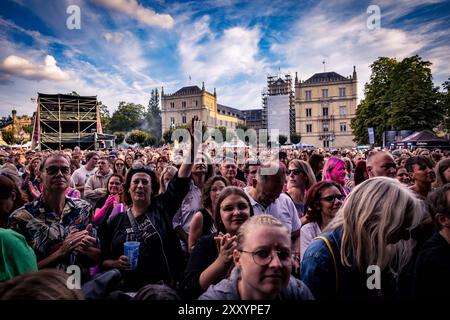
295,67,358,148
161,83,245,134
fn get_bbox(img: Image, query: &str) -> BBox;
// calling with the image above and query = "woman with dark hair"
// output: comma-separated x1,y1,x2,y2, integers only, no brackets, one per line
300,181,344,261
0,175,37,282
188,175,229,252
181,186,254,299
100,121,196,292
353,160,369,186
0,175,26,227
101,161,193,291
308,153,324,182
92,174,126,242
113,158,127,180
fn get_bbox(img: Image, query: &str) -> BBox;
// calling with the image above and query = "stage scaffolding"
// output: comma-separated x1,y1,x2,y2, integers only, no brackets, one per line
32,93,115,150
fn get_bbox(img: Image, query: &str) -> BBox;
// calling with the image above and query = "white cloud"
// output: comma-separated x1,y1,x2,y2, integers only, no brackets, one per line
270,1,448,103
177,15,266,95
93,0,174,28
102,32,125,44
0,55,71,81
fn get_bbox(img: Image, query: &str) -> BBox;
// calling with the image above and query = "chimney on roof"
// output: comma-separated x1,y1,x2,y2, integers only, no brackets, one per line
353,66,357,80
295,72,298,85
214,87,216,97
202,81,205,92
161,86,164,96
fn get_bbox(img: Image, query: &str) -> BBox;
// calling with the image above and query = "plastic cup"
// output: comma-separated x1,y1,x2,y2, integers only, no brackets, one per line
124,241,140,270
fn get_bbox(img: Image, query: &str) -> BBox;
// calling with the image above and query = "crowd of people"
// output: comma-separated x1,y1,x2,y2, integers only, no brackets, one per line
0,128,449,301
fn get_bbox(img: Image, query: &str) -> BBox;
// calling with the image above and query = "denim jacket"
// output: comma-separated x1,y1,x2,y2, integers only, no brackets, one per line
301,226,399,301
300,227,343,300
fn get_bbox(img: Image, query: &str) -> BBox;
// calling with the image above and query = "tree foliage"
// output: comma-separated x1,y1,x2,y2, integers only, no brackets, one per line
126,130,149,145
99,101,111,133
1,129,16,145
114,132,125,145
145,89,162,143
351,55,443,145
438,77,450,132
109,102,145,133
278,134,288,145
290,132,301,144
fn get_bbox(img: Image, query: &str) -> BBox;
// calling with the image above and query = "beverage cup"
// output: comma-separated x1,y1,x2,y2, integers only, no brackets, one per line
124,241,140,270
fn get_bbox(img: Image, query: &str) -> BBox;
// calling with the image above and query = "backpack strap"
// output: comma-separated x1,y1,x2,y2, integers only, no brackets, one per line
314,235,339,293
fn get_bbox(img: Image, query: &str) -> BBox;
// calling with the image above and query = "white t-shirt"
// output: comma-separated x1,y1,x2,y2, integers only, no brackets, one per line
71,166,97,187
245,191,301,234
300,221,322,262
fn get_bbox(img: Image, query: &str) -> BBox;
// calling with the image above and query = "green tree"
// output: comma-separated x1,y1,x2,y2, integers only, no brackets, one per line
351,57,397,145
22,124,33,136
99,102,111,133
126,130,149,145
1,129,16,145
145,134,157,146
162,128,174,144
109,102,145,132
290,132,301,144
438,77,450,132
114,132,125,145
387,55,442,132
352,55,445,145
278,134,288,145
145,89,162,143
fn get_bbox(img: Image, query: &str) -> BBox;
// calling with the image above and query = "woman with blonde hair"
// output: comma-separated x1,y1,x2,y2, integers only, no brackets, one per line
199,215,314,300
301,177,422,300
433,158,450,188
285,159,316,217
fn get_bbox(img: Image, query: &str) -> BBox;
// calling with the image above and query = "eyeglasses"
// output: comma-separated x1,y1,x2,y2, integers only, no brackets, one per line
239,249,291,266
115,163,125,166
287,169,303,176
45,166,71,175
321,194,345,202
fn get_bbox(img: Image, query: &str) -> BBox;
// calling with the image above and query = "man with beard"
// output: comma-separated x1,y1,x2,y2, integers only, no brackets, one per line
9,153,100,282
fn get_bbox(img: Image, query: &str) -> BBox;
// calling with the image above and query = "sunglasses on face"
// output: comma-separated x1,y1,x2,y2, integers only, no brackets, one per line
45,166,71,175
321,194,345,203
287,169,303,176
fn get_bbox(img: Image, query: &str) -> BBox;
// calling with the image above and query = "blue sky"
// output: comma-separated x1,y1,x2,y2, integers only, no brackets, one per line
0,0,449,117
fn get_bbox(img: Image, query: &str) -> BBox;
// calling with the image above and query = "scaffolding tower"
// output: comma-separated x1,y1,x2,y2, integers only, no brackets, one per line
32,93,114,150
261,74,296,137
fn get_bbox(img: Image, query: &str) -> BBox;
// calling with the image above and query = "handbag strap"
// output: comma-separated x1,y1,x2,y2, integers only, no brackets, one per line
314,235,339,293
127,210,143,241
